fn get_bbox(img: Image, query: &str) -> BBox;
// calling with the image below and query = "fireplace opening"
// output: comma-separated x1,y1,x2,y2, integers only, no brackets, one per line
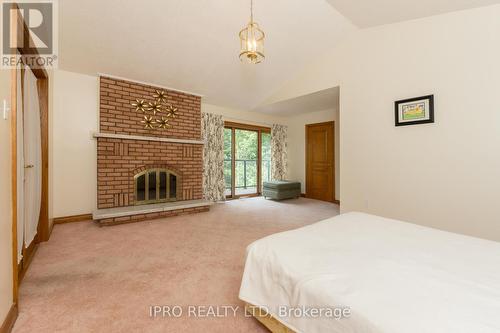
134,168,178,205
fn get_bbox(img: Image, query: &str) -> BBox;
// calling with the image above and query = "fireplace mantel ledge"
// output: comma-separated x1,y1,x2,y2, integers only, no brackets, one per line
93,132,204,145
93,199,213,220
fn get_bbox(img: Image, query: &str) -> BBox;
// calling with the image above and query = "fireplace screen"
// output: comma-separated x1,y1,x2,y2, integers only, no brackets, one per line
134,168,178,205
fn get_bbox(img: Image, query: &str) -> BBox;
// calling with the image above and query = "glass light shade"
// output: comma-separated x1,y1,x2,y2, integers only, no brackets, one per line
239,22,265,64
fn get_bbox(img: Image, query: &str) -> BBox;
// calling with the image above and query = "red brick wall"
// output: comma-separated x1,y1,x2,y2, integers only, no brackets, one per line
97,76,203,209
99,76,201,140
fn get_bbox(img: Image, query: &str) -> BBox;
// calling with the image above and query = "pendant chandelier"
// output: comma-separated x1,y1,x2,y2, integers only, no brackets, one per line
239,0,265,64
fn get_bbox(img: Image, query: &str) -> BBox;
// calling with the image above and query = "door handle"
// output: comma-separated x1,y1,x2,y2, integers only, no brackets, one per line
24,164,34,169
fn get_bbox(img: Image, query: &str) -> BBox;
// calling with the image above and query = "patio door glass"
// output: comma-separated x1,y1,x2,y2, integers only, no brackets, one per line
223,128,233,196
235,129,258,196
224,123,270,198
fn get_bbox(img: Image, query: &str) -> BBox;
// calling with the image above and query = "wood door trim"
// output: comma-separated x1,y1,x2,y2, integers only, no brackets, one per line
305,121,335,202
0,303,18,333
10,54,19,306
18,242,38,283
10,2,50,307
37,78,49,241
13,3,48,79
306,121,335,127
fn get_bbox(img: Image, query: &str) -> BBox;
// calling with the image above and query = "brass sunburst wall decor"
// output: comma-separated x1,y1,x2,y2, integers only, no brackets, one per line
156,117,171,129
153,90,168,104
131,90,179,130
141,116,155,129
131,100,148,113
165,104,178,118
148,101,162,115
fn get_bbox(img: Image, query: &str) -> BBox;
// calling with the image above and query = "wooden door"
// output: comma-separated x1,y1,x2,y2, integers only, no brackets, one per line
306,122,334,202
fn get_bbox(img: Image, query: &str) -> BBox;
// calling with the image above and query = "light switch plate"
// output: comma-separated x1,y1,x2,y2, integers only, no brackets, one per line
2,99,9,120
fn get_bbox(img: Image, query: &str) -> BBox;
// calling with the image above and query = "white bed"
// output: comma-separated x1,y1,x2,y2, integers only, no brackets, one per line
239,212,500,333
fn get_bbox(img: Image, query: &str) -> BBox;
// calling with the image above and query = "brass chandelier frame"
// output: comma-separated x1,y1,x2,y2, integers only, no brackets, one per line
239,0,265,64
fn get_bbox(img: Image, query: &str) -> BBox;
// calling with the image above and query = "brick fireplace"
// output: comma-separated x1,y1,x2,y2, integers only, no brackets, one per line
93,75,210,226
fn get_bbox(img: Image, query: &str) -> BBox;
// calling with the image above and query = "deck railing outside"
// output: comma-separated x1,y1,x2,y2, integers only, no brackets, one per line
224,159,270,191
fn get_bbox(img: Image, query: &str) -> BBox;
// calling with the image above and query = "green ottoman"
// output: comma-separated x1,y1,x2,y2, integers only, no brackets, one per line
263,181,301,200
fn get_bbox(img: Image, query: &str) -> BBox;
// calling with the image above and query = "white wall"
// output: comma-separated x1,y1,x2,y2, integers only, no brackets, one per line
267,5,500,241
287,109,339,199
50,70,98,218
0,70,14,324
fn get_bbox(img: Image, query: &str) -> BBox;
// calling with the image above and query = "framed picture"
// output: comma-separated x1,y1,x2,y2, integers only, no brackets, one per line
395,95,434,126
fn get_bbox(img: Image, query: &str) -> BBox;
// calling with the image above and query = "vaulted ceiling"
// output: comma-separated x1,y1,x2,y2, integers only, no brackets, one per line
58,0,354,109
325,0,500,28
59,0,500,111
254,88,339,116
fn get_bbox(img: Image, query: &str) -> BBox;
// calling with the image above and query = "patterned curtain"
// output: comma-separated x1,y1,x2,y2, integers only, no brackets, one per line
271,124,288,181
202,113,226,201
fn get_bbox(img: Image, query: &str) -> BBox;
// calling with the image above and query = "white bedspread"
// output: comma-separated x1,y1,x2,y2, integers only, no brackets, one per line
239,212,500,333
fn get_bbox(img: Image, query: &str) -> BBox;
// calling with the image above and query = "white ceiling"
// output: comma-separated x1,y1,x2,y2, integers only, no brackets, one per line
58,0,500,111
325,0,500,28
58,0,354,110
254,87,339,116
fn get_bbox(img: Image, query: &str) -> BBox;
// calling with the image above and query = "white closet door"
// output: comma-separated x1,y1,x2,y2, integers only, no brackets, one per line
23,67,42,247
16,66,24,262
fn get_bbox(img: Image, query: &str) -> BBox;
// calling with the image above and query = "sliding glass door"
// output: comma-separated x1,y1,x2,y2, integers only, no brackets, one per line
224,128,233,196
224,122,271,198
235,129,258,196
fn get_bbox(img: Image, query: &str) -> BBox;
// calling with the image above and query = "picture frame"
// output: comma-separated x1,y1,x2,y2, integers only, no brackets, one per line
395,95,434,126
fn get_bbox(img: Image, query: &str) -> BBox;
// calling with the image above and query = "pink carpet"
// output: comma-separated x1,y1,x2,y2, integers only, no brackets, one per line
13,197,339,333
